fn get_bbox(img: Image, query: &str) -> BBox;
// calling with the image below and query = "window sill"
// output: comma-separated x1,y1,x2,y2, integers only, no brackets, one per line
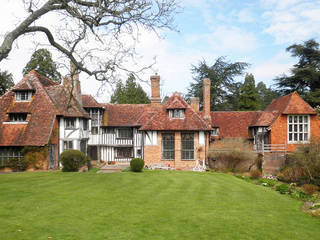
288,141,310,144
181,159,195,161
161,159,175,161
3,121,28,124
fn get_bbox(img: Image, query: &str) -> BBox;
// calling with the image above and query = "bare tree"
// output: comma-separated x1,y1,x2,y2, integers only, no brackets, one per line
0,0,178,81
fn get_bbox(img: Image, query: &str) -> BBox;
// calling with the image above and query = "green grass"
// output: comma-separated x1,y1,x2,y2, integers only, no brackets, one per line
0,171,319,240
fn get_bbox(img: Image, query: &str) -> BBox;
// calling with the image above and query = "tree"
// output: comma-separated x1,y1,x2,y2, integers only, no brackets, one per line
0,70,14,96
239,73,259,111
275,39,320,107
110,74,150,104
23,48,62,83
187,57,249,111
0,0,178,81
256,82,280,110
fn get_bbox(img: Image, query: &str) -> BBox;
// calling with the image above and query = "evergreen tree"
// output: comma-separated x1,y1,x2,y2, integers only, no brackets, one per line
187,57,249,111
110,74,150,104
23,48,62,83
0,70,14,96
239,73,259,110
275,39,320,107
256,82,280,110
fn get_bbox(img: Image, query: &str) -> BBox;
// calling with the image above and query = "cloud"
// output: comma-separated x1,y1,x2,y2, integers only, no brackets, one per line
261,0,320,44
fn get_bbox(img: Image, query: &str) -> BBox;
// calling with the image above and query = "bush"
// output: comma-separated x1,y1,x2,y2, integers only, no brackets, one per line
130,158,144,172
60,150,87,172
258,178,277,187
209,138,258,172
7,158,28,171
276,184,290,194
301,184,319,195
250,170,262,179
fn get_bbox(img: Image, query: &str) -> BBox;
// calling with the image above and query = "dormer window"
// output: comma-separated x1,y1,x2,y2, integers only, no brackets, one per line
211,128,219,136
15,91,32,102
65,118,76,129
10,113,27,122
169,109,184,119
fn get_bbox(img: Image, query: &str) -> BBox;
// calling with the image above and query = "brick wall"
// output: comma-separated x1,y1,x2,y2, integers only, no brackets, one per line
144,131,206,170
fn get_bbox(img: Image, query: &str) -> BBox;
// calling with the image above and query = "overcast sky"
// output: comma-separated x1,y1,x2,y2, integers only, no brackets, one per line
0,0,320,102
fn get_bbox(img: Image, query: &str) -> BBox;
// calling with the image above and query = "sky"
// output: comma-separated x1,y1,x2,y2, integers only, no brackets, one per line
0,0,320,102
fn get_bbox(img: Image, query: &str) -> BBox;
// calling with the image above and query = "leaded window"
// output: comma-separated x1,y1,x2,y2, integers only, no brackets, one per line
169,109,184,119
63,141,73,150
288,115,309,143
15,91,32,101
181,133,194,160
117,128,133,139
9,113,27,122
65,118,76,129
162,133,174,160
115,147,133,158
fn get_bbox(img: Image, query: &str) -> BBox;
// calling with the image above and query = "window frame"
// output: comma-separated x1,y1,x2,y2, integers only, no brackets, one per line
83,119,88,130
287,115,310,143
211,128,219,136
115,147,133,159
63,140,73,151
116,128,133,139
9,113,27,122
162,133,175,160
181,132,194,160
15,91,32,102
169,109,185,119
65,118,76,129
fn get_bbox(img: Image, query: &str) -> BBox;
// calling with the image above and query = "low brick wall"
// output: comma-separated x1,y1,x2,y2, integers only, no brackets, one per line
262,152,286,175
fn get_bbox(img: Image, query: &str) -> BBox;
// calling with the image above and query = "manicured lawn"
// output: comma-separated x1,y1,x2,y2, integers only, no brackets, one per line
0,171,319,240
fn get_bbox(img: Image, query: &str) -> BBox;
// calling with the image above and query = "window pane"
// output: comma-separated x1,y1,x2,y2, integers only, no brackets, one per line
304,133,308,141
289,125,292,132
294,125,297,132
299,125,303,132
304,124,308,132
294,133,298,141
299,116,303,123
289,116,292,123
299,133,303,141
304,116,308,123
294,116,297,123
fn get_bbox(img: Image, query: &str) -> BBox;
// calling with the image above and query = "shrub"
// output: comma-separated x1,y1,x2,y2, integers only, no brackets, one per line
276,184,290,194
7,158,28,171
209,138,258,172
130,158,144,172
60,150,87,172
250,170,262,179
301,184,319,195
258,178,277,187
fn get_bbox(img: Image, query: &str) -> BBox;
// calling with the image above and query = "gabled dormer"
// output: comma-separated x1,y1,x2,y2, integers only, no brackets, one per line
165,93,188,119
11,77,35,102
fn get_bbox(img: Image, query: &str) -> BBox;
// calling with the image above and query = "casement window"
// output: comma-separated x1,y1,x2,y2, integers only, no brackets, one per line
15,91,32,101
181,133,194,160
91,126,98,135
63,141,73,150
288,115,309,143
0,147,23,167
211,128,219,136
83,119,88,130
117,128,133,139
115,147,133,158
162,133,175,160
169,109,184,119
90,109,101,126
65,118,76,129
9,113,27,122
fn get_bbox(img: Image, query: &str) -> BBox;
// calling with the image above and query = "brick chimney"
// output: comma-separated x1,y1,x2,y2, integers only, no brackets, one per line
203,78,211,120
150,74,161,106
63,61,82,106
190,97,200,112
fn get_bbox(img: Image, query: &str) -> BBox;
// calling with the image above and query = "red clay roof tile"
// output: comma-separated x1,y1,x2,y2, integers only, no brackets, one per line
82,94,102,108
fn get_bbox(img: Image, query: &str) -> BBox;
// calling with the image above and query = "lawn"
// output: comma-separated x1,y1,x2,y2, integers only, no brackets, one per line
0,171,319,240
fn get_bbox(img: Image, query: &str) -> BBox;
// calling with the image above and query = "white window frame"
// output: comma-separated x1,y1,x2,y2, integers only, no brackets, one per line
169,109,184,119
287,115,310,143
63,140,73,150
210,128,219,136
65,118,76,129
117,128,133,139
15,91,32,102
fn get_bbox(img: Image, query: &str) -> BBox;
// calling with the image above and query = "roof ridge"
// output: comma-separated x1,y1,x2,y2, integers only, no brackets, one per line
282,92,294,114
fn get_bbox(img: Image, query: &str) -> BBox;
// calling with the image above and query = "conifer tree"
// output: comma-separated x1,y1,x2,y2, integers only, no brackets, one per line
239,73,259,110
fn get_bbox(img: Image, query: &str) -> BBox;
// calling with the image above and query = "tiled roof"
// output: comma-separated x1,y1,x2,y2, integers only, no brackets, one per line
46,85,89,118
82,94,102,108
166,93,188,109
211,111,261,139
266,91,315,114
0,70,88,146
102,104,153,127
140,94,212,131
250,111,280,127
